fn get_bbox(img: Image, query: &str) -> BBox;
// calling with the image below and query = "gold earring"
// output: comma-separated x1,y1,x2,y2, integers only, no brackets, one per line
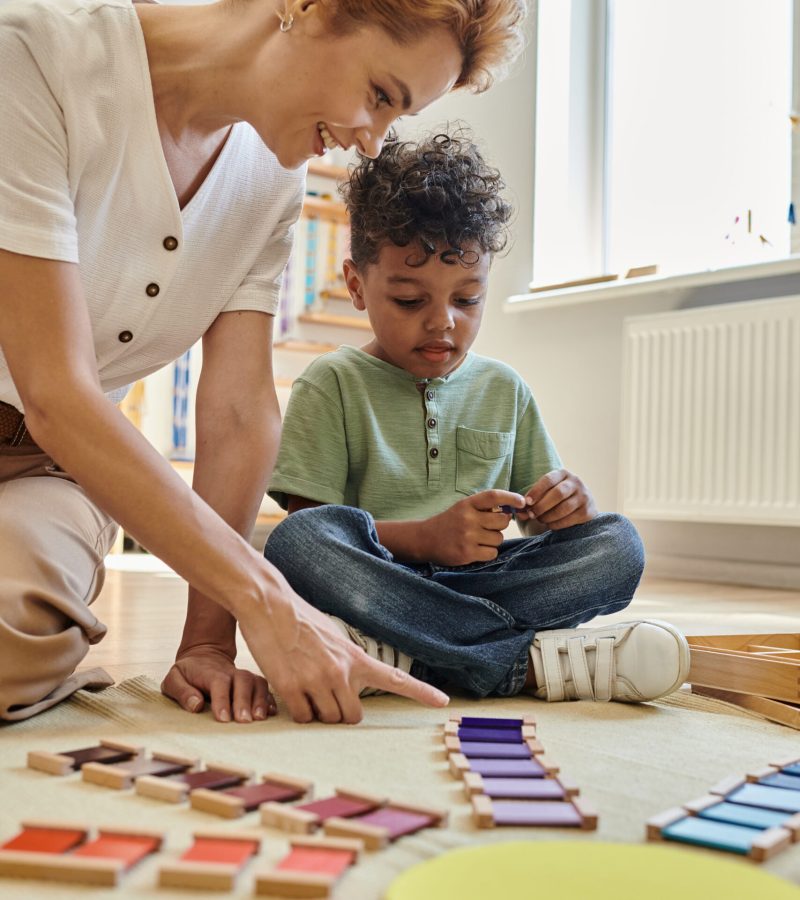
277,10,293,32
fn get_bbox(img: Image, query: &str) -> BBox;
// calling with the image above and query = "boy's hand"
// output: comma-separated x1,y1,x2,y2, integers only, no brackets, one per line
516,469,597,530
421,489,527,566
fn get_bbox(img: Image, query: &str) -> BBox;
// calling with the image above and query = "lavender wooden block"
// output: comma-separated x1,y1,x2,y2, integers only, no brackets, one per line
470,758,545,779
481,778,565,800
460,717,523,729
458,727,523,744
492,800,583,827
460,741,532,759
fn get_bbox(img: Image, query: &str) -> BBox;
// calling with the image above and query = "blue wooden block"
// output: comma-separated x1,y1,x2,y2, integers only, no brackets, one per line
458,726,523,744
698,801,791,831
759,772,800,791
460,717,523,729
460,741,531,759
727,783,800,814
662,815,761,855
781,762,800,777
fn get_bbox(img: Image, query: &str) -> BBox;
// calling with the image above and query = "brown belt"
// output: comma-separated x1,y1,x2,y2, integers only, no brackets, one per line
0,401,29,447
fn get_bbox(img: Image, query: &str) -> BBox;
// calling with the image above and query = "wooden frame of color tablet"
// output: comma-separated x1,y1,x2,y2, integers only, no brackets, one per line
158,829,262,891
254,835,363,898
135,762,254,803
27,740,144,776
190,772,313,818
0,821,163,886
82,750,200,790
470,794,597,830
323,801,447,850
261,788,387,834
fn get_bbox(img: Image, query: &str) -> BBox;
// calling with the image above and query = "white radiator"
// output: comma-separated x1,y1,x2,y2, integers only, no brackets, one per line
620,295,800,526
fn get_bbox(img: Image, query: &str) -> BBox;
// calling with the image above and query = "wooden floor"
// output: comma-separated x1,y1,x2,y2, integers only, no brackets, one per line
88,558,800,687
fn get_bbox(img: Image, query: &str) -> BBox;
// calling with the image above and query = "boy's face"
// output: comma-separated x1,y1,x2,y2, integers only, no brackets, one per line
344,241,490,380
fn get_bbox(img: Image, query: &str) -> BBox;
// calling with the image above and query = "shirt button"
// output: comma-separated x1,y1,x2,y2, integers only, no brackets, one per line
146,283,160,297
163,236,179,251
118,330,133,343
426,390,434,400
429,447,439,459
427,418,437,428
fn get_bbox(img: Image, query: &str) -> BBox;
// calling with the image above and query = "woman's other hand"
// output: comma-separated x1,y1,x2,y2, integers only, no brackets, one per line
161,646,276,723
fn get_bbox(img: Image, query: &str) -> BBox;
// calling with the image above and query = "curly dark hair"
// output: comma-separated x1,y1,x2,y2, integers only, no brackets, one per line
340,129,513,269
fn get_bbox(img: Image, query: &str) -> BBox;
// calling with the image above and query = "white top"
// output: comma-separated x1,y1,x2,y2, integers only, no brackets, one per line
0,0,305,410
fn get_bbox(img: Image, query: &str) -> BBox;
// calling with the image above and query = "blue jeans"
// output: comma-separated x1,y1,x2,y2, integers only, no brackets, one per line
265,507,644,698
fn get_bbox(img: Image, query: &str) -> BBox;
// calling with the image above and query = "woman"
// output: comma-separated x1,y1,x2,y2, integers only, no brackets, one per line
0,0,526,724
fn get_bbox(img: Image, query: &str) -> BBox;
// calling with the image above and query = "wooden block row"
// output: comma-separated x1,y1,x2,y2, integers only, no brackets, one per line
0,821,163,886
647,755,800,862
262,788,447,850
443,715,597,830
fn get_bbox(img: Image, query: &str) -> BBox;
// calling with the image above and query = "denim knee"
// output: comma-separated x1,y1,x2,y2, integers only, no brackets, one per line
264,505,379,567
586,512,645,599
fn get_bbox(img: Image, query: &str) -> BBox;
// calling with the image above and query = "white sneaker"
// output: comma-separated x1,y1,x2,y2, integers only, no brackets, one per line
328,616,413,697
529,619,690,702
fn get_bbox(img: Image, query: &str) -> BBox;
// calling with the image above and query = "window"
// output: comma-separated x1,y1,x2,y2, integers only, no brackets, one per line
532,0,794,287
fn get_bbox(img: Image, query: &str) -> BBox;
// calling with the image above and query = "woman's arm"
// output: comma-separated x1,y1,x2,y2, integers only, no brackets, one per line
161,309,281,723
0,249,449,722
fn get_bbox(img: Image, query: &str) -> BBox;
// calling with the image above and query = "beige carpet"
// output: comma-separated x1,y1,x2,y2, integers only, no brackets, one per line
1,677,799,899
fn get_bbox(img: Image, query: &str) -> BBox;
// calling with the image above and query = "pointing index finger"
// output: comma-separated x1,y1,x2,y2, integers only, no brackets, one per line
362,658,449,707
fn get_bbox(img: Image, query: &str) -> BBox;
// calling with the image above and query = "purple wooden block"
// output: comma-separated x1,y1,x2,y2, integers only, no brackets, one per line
482,778,565,800
492,800,583,827
470,758,545,778
355,807,436,840
460,717,523,729
460,741,531,759
458,727,524,743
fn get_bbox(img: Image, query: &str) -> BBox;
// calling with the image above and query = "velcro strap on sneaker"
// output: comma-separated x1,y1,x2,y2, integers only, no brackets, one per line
593,636,616,701
566,636,595,700
540,638,565,702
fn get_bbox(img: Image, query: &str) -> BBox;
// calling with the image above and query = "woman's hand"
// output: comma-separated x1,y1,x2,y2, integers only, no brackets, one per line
233,566,449,725
161,645,277,723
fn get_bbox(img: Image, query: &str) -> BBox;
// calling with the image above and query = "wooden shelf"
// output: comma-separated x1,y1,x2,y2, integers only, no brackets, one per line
274,339,337,354
302,195,348,224
307,160,349,182
320,287,351,301
298,312,371,332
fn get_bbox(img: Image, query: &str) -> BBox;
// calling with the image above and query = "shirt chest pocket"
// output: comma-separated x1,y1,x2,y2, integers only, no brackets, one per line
455,427,515,496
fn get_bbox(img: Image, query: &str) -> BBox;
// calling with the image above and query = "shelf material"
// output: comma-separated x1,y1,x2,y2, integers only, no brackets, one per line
301,195,348,224
298,312,371,332
307,160,349,181
274,339,337,354
319,287,351,302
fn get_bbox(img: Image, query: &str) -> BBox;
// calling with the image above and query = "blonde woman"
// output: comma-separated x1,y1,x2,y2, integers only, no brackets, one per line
0,0,526,724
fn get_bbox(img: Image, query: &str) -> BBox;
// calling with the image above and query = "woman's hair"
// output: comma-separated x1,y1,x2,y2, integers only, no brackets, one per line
341,128,513,269
320,0,528,92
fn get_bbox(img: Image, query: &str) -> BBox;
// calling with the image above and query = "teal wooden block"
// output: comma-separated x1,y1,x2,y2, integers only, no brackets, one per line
728,783,800,814
662,816,761,855
759,772,800,792
699,801,791,831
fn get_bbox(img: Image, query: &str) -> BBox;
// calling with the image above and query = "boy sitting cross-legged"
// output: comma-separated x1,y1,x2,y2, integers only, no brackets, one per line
265,130,689,708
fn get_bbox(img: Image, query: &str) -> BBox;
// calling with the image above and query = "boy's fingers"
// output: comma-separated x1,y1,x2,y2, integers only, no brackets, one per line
209,675,234,723
526,469,567,505
361,658,449,708
476,489,526,511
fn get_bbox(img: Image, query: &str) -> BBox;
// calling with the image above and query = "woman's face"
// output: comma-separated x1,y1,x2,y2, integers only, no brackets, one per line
257,10,463,169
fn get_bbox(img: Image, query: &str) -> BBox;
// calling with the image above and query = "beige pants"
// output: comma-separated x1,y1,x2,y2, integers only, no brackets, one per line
0,440,118,720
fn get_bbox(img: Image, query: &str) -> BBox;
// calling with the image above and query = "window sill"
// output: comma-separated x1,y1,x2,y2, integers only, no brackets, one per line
505,256,800,313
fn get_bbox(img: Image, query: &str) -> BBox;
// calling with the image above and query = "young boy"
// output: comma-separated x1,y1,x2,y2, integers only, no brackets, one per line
265,131,689,704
